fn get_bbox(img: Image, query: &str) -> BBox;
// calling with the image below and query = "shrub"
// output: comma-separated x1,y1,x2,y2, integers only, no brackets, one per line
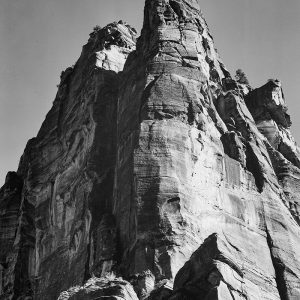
93,25,102,32
235,69,249,85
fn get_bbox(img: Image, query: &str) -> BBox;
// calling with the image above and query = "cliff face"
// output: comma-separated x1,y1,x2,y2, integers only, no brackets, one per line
1,1,300,300
0,22,137,300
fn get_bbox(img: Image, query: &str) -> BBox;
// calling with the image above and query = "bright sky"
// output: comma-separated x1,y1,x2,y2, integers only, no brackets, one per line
0,0,300,185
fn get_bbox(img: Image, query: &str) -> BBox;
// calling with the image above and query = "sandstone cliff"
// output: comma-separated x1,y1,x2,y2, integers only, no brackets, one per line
1,1,300,300
0,21,137,299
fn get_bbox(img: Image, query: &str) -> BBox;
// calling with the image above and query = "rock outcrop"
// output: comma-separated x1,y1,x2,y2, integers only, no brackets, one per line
245,79,300,227
58,276,139,300
0,22,136,300
1,1,300,300
0,172,34,299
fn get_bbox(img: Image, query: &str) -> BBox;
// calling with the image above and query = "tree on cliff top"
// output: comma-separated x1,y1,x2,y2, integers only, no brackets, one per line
235,69,249,85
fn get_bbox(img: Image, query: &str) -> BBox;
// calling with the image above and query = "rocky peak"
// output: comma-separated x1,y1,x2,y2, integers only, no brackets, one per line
1,0,300,299
137,0,228,85
246,79,291,128
83,21,137,73
1,172,23,197
88,21,137,52
0,21,137,300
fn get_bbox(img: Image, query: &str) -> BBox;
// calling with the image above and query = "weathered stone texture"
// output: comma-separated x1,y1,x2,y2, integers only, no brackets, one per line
113,0,300,299
0,22,136,300
58,277,139,300
0,172,35,299
1,1,300,300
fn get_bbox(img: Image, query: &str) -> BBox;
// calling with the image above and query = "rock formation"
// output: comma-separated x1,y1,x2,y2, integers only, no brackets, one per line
0,22,137,299
1,1,300,299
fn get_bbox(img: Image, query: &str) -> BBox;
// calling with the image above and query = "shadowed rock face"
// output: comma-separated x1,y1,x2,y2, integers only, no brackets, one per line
0,22,137,300
245,80,300,228
1,1,300,300
0,172,35,299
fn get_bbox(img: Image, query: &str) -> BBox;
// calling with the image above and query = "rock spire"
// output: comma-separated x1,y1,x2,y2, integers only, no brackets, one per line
1,1,300,299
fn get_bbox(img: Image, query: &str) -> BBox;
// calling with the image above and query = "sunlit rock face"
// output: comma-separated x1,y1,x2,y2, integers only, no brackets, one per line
115,0,230,282
1,1,300,300
57,277,139,300
115,0,300,298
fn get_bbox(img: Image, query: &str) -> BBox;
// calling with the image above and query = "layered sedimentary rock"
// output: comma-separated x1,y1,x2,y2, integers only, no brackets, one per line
245,79,300,226
58,277,139,300
114,1,300,299
0,22,136,300
1,0,300,300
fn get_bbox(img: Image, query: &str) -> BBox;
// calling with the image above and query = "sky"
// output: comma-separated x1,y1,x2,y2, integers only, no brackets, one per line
0,0,300,185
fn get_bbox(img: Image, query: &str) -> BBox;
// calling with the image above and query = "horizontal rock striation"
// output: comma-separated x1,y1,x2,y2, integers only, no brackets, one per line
245,80,300,227
172,233,247,299
1,1,300,300
113,0,300,299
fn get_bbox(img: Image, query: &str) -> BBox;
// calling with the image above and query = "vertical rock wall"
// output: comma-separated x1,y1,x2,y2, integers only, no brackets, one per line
114,0,300,299
0,23,136,300
1,1,300,299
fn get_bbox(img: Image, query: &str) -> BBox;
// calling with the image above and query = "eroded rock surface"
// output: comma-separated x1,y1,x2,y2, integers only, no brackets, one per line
58,277,139,300
246,80,300,227
1,1,300,300
172,233,248,299
0,22,136,300
0,172,34,299
114,0,300,298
